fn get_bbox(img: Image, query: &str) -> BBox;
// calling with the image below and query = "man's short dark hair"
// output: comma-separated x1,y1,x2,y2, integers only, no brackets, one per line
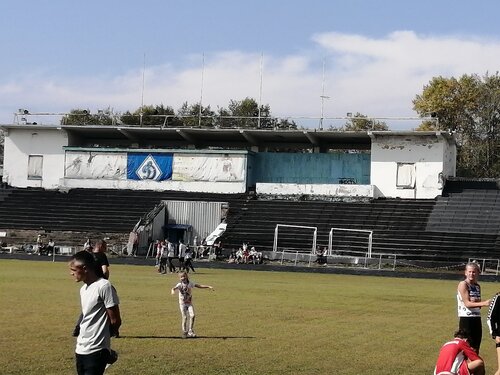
70,250,99,274
454,329,471,341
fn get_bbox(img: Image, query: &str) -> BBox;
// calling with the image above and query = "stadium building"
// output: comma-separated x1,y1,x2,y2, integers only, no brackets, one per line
1,122,454,199
1,116,499,270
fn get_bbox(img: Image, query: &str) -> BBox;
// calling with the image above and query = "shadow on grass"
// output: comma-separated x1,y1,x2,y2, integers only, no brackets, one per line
119,335,256,340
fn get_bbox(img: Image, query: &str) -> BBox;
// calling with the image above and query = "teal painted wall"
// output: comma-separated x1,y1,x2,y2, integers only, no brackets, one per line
251,152,370,184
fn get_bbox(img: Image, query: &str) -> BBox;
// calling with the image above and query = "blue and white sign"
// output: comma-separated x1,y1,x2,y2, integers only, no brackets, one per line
127,153,173,181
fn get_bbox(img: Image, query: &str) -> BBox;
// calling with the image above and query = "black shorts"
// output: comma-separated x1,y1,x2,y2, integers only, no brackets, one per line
459,316,482,352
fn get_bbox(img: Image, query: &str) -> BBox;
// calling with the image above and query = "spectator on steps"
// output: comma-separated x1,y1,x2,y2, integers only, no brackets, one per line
315,246,327,265
249,247,262,264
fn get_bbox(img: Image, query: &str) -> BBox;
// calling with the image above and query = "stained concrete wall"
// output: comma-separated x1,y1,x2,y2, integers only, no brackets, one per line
3,127,67,189
370,134,453,199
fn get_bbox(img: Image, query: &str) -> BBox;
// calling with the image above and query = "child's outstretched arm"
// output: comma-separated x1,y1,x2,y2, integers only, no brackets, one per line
171,286,178,295
195,284,214,291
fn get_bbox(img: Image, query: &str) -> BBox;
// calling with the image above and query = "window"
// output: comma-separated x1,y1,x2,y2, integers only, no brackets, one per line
396,163,415,189
28,155,43,179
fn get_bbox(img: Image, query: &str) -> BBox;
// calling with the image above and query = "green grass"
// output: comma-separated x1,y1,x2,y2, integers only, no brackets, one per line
1,259,499,374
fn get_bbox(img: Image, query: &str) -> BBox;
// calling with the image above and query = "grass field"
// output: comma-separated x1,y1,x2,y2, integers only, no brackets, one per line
1,259,499,375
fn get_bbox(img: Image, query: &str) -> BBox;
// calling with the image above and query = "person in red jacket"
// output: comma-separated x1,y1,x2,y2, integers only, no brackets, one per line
434,329,484,375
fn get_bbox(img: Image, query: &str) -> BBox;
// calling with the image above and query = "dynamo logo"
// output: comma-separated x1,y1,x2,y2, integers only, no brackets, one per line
136,154,163,181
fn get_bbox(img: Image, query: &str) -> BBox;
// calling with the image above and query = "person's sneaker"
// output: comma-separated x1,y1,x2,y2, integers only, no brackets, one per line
107,349,118,364
105,349,118,370
182,332,188,339
187,330,197,338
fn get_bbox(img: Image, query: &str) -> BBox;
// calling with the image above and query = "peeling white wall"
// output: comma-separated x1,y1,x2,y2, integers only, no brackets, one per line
3,128,67,188
65,151,127,179
370,135,452,199
256,183,374,197
173,154,245,182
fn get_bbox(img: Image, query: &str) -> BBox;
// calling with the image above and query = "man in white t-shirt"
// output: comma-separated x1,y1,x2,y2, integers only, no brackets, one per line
69,250,121,375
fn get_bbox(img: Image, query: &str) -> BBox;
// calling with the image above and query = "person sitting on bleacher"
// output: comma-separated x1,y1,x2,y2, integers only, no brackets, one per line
235,248,244,264
315,246,327,265
249,247,262,264
228,250,237,264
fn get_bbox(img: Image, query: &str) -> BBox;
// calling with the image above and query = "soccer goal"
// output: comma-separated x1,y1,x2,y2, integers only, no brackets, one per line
328,227,373,258
273,224,317,264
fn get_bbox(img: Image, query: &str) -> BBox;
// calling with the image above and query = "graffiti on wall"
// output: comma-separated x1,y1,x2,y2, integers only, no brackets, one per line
173,154,245,182
65,152,127,179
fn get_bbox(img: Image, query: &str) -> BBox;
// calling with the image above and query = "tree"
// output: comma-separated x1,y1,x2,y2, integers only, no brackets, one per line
413,73,500,177
120,104,181,127
217,97,296,129
60,108,114,125
227,97,271,129
336,112,388,131
177,102,215,128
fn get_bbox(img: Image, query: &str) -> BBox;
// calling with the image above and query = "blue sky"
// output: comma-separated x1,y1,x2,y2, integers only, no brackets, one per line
1,0,500,129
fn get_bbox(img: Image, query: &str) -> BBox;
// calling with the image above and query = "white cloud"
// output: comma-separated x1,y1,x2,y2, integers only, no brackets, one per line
1,30,500,129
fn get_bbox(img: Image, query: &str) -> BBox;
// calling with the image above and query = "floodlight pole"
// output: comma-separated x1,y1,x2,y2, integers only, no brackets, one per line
140,53,146,127
258,53,263,129
319,59,330,130
199,53,205,127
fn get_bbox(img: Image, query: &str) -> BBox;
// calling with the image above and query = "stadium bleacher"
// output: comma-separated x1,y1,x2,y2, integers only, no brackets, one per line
0,180,499,264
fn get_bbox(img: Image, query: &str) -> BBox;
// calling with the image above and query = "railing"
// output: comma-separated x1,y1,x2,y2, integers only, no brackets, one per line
272,248,397,270
10,110,438,131
469,257,500,276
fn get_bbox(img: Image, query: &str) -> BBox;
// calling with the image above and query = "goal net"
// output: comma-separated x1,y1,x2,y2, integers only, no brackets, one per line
272,224,317,264
328,227,373,258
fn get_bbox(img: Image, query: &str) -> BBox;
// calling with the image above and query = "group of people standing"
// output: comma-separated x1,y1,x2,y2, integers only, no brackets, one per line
434,262,500,375
155,239,195,274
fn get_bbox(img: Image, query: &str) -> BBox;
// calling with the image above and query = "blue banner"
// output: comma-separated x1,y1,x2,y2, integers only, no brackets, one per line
127,153,173,181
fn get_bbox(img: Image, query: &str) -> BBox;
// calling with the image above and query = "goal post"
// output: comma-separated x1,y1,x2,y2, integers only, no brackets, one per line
273,224,318,254
328,227,373,258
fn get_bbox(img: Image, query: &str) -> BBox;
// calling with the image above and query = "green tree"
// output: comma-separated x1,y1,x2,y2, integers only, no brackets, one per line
338,112,388,131
274,117,297,130
413,73,500,177
177,102,215,128
61,108,114,125
120,104,181,127
217,97,296,129
228,97,270,128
